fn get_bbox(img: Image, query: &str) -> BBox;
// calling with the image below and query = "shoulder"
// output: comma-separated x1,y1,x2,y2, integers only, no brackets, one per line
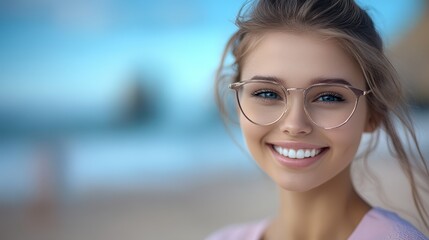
349,207,428,240
205,219,270,240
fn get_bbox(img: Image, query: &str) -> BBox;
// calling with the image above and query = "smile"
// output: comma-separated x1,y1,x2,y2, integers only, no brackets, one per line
273,145,322,159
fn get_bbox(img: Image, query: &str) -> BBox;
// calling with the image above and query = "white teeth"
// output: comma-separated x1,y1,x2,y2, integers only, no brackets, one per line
304,150,311,157
273,146,323,159
296,149,304,159
282,148,288,156
288,149,296,158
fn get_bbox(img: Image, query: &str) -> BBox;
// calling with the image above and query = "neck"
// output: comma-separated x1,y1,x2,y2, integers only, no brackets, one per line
264,167,371,240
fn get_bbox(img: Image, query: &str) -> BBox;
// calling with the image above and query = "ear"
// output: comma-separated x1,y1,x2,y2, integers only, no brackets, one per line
364,112,380,133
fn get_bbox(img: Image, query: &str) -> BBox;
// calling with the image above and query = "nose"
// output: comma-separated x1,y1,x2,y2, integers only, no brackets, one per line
278,91,313,136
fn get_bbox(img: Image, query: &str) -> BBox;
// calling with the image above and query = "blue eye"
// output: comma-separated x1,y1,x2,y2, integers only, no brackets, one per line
316,93,345,102
253,90,280,99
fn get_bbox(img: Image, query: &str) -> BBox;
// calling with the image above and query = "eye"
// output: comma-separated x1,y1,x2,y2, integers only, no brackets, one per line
315,92,345,102
253,90,281,100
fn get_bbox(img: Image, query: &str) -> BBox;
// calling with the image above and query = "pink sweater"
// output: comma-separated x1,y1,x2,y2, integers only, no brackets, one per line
206,208,428,240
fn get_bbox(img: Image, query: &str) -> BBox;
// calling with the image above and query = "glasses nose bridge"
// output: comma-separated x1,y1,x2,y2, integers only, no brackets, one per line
282,87,309,122
284,87,307,104
285,87,306,94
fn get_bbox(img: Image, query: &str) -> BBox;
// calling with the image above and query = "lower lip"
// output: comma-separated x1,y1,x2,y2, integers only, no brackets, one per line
269,145,328,169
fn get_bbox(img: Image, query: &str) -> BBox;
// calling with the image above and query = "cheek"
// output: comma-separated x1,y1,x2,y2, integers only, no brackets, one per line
239,115,267,159
329,103,368,155
240,115,259,145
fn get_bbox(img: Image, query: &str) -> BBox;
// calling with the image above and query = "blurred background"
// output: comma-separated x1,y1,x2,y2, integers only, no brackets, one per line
0,0,428,239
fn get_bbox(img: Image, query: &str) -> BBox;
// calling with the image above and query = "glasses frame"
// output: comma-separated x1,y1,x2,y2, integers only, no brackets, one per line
229,79,372,129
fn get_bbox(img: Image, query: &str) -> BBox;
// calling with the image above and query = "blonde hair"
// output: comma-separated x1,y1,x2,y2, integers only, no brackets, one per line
215,0,429,231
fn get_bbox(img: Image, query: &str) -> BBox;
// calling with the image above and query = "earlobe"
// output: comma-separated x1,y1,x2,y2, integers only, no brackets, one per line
364,114,380,133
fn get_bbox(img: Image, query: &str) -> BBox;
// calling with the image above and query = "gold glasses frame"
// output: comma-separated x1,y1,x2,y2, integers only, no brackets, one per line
229,79,372,129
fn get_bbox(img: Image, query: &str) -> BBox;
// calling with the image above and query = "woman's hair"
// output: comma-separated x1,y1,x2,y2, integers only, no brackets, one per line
215,0,429,231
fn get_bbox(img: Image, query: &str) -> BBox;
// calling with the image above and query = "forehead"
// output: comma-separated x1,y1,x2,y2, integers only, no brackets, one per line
241,31,365,88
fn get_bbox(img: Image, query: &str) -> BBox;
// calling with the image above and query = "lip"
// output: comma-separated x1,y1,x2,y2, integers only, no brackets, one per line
268,142,329,169
269,141,326,149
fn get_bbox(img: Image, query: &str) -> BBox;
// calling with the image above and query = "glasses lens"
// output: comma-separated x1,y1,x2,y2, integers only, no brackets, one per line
236,81,287,125
305,85,358,128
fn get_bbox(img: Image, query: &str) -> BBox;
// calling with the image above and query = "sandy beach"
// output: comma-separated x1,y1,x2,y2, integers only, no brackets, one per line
1,170,277,240
2,160,429,240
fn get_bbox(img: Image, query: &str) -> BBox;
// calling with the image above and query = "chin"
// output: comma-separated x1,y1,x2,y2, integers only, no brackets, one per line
273,176,319,193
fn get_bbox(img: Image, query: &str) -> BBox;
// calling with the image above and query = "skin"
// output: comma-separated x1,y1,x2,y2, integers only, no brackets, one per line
239,31,375,240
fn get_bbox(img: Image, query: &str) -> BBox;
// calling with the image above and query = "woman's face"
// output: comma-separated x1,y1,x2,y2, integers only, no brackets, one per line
240,31,372,192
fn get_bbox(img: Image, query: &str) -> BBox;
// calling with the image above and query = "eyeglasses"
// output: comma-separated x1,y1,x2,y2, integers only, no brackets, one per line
229,80,372,129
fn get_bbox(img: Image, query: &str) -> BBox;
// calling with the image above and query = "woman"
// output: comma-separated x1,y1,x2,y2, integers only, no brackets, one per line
208,0,429,239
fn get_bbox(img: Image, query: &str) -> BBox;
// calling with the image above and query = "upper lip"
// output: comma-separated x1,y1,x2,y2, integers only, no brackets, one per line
268,142,327,150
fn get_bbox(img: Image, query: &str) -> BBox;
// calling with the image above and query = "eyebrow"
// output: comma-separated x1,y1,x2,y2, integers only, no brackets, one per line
311,78,352,86
250,75,283,83
249,75,353,86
